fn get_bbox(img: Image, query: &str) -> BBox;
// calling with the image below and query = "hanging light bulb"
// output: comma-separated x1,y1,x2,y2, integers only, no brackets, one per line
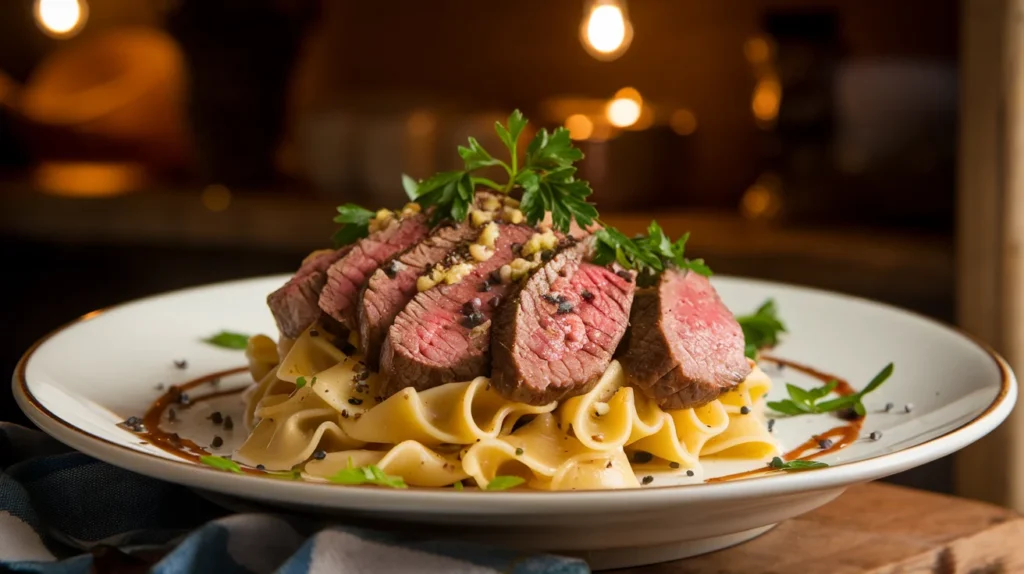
580,0,633,61
34,0,88,39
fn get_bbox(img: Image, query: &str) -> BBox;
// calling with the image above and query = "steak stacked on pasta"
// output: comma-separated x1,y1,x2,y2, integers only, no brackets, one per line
246,196,776,490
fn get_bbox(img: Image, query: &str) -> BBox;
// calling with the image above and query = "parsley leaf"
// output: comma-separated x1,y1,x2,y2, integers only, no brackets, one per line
295,376,316,389
200,455,242,474
486,475,526,490
453,480,464,491
736,299,786,359
328,463,407,489
407,110,595,234
203,331,250,350
768,363,895,418
332,204,375,247
768,457,829,471
592,222,710,279
401,174,419,200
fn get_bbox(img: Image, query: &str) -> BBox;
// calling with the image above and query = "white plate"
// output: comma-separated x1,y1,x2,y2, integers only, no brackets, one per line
13,275,1016,570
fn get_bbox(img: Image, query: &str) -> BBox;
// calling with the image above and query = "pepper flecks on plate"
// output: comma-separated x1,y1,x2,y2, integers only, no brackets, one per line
686,470,695,477
740,406,751,415
208,412,223,425
312,450,327,460
669,462,680,469
817,438,834,449
173,359,188,369
348,398,363,406
223,416,234,431
211,436,223,448
632,451,653,464
641,475,654,485
767,418,775,433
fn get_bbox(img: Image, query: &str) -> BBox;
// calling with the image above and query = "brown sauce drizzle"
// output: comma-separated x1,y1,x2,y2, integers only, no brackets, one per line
707,356,863,483
136,366,256,472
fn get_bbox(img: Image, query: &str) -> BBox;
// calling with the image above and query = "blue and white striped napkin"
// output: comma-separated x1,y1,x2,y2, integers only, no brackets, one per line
0,422,589,573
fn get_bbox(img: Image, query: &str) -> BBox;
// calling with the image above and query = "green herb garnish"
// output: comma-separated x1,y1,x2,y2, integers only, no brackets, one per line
485,475,526,491
265,469,303,481
295,376,316,389
332,203,375,247
453,480,464,491
203,331,250,350
768,363,894,417
407,110,596,233
593,221,711,280
328,462,407,489
736,299,786,359
768,457,829,471
200,455,243,474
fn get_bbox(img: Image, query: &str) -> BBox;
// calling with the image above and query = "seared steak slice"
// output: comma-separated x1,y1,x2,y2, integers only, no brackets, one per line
318,214,430,331
267,247,351,338
618,269,750,410
491,245,636,405
358,223,480,370
379,223,536,395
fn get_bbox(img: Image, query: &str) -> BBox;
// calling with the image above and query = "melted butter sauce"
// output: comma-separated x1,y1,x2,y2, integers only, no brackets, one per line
132,357,862,485
707,356,863,483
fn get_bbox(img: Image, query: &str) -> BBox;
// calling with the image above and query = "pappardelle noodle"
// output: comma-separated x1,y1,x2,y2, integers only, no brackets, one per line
234,326,780,490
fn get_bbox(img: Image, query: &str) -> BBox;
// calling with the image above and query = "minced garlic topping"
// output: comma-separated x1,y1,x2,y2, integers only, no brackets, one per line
417,261,477,292
479,222,499,248
481,195,502,212
369,209,395,233
469,243,493,262
400,202,422,218
502,206,524,224
470,209,494,227
521,231,557,257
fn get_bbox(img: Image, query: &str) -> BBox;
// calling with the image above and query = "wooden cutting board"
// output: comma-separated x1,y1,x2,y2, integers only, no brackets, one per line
622,482,1024,573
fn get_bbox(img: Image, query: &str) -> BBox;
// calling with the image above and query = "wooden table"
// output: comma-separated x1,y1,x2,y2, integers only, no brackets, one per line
622,482,1024,573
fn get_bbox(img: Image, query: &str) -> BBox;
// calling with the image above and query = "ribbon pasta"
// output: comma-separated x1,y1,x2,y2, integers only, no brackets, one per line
236,329,780,489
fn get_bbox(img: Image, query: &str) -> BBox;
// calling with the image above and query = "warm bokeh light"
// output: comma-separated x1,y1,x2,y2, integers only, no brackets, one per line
741,174,783,220
580,0,633,61
752,74,782,125
34,0,87,38
35,162,142,197
407,110,437,138
613,86,643,106
201,184,232,212
565,114,594,140
670,109,698,136
744,36,771,65
606,98,641,128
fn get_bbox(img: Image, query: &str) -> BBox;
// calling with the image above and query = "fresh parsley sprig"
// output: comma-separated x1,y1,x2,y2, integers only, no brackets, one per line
592,221,712,280
200,455,243,473
485,475,526,491
768,457,828,471
328,458,407,489
203,331,251,350
736,299,786,359
768,363,894,417
406,110,597,233
332,204,375,248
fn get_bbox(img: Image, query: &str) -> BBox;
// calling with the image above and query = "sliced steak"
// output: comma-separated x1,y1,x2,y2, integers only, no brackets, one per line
358,222,480,370
491,244,636,405
318,214,430,331
618,269,750,410
379,223,536,396
267,247,351,338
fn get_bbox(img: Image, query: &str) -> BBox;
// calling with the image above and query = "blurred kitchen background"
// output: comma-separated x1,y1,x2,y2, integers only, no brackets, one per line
0,1,962,493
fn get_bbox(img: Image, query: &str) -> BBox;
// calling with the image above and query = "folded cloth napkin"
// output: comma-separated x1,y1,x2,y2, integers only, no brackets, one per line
0,422,590,573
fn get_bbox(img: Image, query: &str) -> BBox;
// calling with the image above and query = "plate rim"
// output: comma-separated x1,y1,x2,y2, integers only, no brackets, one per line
12,274,1018,514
